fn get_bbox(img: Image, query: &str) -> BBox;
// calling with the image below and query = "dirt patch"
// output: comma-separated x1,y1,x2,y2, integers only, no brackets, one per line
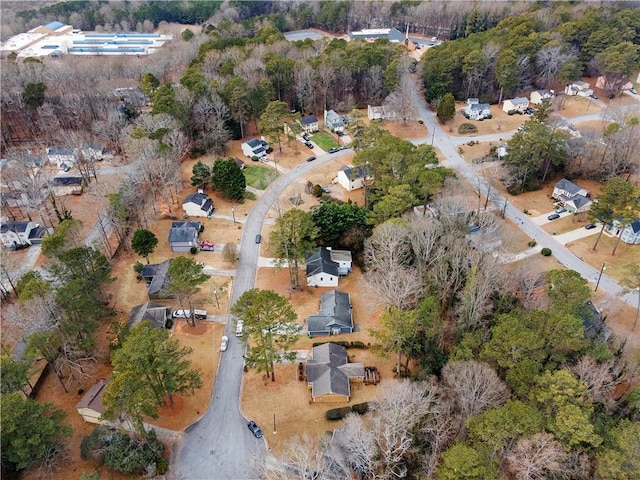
383,120,428,140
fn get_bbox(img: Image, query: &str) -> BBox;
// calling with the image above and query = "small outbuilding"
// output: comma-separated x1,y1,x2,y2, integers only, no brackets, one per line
76,379,110,424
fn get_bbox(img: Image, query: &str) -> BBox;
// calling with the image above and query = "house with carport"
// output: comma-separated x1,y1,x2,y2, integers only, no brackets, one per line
306,343,364,402
307,290,354,336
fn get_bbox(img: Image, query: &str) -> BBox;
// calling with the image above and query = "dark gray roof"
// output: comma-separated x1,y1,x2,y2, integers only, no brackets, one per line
508,97,529,105
52,176,83,186
47,147,74,156
306,247,339,277
141,259,171,296
28,226,47,240
302,115,318,125
171,221,201,229
306,343,364,398
582,301,611,342
555,178,585,195
76,379,108,413
566,194,591,209
1,221,32,233
307,290,353,333
128,301,171,329
246,138,267,148
168,225,198,243
470,103,490,110
630,219,640,234
340,164,368,180
183,193,213,212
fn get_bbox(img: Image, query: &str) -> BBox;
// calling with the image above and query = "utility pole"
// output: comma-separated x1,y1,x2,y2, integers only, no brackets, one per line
213,288,220,309
273,414,277,435
231,206,236,226
595,262,606,292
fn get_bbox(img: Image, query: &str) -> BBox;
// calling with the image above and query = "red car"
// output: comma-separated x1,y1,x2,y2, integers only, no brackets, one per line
199,240,215,251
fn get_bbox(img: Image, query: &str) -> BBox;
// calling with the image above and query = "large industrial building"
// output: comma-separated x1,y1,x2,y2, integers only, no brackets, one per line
0,21,172,58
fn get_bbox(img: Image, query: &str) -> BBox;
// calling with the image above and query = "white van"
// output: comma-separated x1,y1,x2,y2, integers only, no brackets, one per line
236,320,244,337
172,309,207,320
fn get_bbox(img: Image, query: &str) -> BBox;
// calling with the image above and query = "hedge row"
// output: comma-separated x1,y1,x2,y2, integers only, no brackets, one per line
312,341,368,349
325,402,369,421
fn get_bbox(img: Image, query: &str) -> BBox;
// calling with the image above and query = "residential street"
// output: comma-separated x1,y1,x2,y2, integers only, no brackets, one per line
169,80,637,479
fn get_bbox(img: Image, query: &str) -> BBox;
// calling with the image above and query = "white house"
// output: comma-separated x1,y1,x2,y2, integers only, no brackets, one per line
241,138,268,158
306,247,340,287
182,192,214,217
552,178,589,202
76,379,110,424
326,247,352,275
367,105,385,120
301,114,319,134
324,110,348,132
609,219,640,245
503,97,529,113
46,147,75,168
530,89,554,104
0,221,41,248
564,195,593,213
465,98,491,120
565,81,593,97
337,164,370,191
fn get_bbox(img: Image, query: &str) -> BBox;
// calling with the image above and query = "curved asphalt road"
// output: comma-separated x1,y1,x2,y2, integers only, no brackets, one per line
168,152,351,479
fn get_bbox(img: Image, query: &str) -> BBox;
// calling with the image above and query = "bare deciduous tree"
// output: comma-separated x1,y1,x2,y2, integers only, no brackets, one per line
505,432,567,480
264,434,329,480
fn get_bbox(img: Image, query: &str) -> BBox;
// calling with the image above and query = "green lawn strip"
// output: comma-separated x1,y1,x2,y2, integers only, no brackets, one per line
244,165,279,190
311,131,340,150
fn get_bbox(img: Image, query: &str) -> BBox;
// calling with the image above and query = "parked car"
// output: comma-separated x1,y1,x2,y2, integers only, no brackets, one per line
630,88,637,95
304,142,314,149
306,156,316,162
336,131,345,137
199,240,215,251
589,94,598,99
247,421,263,438
220,335,229,352
556,207,567,214
547,213,560,221
255,233,262,244
173,309,208,320
236,320,244,337
524,107,534,115
321,187,331,193
585,223,597,230
328,147,340,153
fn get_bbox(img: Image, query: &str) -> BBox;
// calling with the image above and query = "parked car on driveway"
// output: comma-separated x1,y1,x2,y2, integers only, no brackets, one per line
306,156,316,162
304,142,314,149
247,421,263,438
199,240,215,251
173,309,208,320
220,335,228,352
585,223,597,230
556,207,567,214
547,213,560,221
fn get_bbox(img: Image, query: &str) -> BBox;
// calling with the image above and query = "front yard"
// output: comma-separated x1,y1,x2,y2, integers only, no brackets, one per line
244,164,279,190
311,130,340,150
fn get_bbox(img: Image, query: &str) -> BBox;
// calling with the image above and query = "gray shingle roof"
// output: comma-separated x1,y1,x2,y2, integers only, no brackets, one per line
302,115,318,125
307,290,353,333
183,193,213,213
1,221,32,233
306,343,364,398
567,195,591,209
306,247,339,277
340,165,368,180
141,259,171,296
128,301,171,328
555,178,586,196
509,97,529,105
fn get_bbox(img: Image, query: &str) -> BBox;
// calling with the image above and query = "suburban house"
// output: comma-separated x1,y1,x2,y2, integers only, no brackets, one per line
607,218,640,245
301,114,319,134
324,110,348,132
241,138,268,158
582,301,612,342
306,343,364,402
466,225,503,253
233,157,246,170
127,302,172,329
596,74,633,94
182,192,214,217
564,81,593,97
465,98,491,120
168,220,201,253
552,178,591,213
306,247,340,287
51,175,85,195
76,379,110,424
496,143,507,158
530,89,554,104
46,147,76,168
141,259,173,299
503,97,529,113
337,164,370,191
307,290,354,336
326,247,353,274
0,221,46,248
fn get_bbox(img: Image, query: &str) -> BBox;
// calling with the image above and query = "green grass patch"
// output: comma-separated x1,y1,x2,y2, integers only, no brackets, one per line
244,165,278,190
311,131,340,150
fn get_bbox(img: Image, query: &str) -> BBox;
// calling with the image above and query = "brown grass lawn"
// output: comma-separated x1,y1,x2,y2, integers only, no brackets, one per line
540,213,592,236
384,119,428,140
565,233,640,284
445,103,528,137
